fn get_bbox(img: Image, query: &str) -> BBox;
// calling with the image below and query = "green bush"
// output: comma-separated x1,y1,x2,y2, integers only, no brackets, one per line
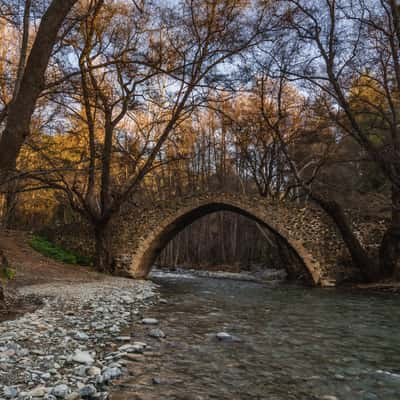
1,266,16,280
30,235,93,266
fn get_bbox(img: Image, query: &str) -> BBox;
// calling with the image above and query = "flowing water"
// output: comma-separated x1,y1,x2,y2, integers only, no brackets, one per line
111,274,400,400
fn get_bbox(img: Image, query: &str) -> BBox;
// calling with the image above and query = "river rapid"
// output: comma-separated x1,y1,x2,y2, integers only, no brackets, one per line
111,274,400,400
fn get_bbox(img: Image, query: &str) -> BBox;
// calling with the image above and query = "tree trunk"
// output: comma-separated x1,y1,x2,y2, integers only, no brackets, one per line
0,0,78,176
379,184,400,280
94,223,113,274
2,181,18,228
312,195,380,282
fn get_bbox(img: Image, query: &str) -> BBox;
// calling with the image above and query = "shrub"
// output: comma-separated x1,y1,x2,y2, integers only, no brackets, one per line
30,235,93,266
1,266,16,280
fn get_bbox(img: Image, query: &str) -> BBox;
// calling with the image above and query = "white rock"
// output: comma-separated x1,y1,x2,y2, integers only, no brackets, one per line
116,336,131,342
28,386,47,398
133,341,147,348
71,350,94,364
86,366,101,377
141,318,158,325
74,331,89,341
216,332,232,341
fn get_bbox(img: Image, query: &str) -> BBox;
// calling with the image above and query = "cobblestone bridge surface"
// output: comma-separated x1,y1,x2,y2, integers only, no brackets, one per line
111,192,357,286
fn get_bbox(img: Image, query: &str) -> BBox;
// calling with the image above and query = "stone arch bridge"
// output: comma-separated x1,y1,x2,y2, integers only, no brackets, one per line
110,192,354,286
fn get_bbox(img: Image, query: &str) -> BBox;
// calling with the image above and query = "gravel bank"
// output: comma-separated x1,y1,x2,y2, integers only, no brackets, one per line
0,277,159,400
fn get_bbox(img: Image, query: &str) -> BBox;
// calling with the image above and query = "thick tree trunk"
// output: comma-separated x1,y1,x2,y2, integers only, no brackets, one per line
0,0,78,175
379,184,400,279
94,223,113,274
312,195,380,282
2,181,18,228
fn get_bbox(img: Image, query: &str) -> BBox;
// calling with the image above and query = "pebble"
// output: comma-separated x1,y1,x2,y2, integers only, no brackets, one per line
0,280,156,400
148,328,166,339
102,367,122,381
3,386,18,399
28,386,47,397
86,366,101,377
41,372,51,380
116,336,131,342
71,350,94,365
79,384,97,398
74,365,87,377
216,332,232,341
75,331,89,341
52,384,70,398
109,325,120,333
141,318,159,325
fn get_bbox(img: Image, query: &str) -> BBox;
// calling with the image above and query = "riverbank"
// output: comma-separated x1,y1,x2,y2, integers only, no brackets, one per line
0,279,158,400
0,230,161,399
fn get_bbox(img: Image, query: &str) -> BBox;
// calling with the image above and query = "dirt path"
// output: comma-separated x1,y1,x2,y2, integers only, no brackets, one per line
0,230,105,289
0,229,112,321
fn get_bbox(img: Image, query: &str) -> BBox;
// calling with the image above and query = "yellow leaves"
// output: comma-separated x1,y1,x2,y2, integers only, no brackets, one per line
348,73,392,143
349,74,388,111
18,131,87,173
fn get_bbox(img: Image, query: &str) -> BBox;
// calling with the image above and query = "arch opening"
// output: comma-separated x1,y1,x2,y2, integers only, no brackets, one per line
128,201,318,285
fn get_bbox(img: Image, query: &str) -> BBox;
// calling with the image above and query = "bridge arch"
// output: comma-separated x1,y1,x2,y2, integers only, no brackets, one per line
112,193,348,286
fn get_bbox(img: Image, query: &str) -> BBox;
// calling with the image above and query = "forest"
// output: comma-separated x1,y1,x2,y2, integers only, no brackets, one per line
0,0,400,294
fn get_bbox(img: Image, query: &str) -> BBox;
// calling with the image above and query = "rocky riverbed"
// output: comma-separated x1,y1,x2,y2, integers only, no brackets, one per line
0,278,159,400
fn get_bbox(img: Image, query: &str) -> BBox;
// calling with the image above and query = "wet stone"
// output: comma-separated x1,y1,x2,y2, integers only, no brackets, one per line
148,328,166,339
216,332,232,341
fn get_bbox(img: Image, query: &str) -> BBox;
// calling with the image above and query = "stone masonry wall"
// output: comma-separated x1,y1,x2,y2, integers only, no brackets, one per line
43,192,387,286
110,192,378,286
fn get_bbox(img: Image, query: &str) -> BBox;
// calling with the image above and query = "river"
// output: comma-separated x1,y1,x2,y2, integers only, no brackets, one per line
110,274,400,400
